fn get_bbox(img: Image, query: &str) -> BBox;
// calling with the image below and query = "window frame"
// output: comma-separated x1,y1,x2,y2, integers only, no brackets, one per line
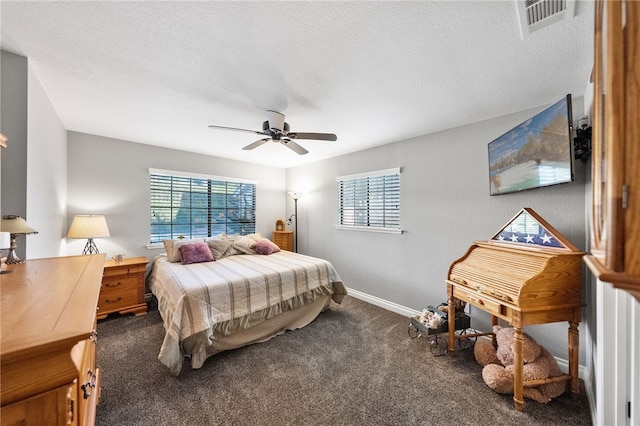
147,168,257,248
336,167,402,234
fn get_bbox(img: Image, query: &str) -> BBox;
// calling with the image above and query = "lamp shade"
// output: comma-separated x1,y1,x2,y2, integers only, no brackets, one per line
67,215,110,239
1,216,38,264
288,192,303,200
0,215,38,235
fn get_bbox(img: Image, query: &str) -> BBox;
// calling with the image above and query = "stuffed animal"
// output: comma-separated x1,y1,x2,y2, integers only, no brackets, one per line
436,299,467,319
416,309,443,329
473,325,566,403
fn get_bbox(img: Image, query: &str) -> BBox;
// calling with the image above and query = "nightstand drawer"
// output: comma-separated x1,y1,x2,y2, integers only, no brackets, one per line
101,275,138,292
102,264,146,277
98,284,138,310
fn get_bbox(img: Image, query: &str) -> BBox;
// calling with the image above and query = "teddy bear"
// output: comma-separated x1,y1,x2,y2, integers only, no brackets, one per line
416,308,443,329
473,325,566,403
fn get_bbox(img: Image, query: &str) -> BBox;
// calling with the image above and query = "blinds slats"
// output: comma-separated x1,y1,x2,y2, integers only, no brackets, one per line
337,170,400,229
150,173,256,243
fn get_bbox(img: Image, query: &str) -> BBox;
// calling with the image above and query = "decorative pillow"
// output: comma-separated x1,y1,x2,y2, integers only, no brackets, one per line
179,242,214,265
206,238,235,260
233,235,258,254
252,238,281,255
163,238,205,262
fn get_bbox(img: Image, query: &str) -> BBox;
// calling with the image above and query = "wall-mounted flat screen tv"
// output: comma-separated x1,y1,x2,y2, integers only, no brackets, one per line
488,95,574,196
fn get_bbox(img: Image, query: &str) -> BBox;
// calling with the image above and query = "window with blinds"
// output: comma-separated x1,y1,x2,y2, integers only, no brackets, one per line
149,169,256,243
336,167,401,234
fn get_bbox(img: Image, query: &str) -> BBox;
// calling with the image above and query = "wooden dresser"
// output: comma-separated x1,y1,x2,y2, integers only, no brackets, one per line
272,230,294,251
1,254,105,426
98,256,148,320
445,209,584,411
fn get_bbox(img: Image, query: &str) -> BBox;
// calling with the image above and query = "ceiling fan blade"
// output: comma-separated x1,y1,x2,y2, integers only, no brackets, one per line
208,124,266,136
242,138,271,151
287,132,337,141
281,139,309,155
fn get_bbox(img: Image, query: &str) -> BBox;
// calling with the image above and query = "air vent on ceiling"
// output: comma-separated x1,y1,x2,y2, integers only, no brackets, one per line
516,0,575,38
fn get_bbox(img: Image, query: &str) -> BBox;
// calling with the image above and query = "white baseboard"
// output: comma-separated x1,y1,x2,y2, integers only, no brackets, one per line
346,287,590,385
346,287,420,317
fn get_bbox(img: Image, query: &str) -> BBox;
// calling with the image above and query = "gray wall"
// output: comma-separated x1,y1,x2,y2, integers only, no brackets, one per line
66,132,287,259
1,50,66,259
286,98,588,362
1,51,28,257
26,59,68,258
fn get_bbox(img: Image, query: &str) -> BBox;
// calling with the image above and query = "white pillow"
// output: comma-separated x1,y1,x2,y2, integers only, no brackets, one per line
233,235,258,254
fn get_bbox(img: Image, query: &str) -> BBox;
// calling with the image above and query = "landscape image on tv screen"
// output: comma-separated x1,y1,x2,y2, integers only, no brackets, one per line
488,95,573,196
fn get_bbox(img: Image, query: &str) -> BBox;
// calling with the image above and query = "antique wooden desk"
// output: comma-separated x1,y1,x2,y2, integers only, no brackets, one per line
445,209,584,411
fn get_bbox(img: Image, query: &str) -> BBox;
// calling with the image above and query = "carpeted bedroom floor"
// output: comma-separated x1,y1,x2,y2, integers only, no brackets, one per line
96,295,592,426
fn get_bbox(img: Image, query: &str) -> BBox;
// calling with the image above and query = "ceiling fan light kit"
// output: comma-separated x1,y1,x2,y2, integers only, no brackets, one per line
208,111,337,155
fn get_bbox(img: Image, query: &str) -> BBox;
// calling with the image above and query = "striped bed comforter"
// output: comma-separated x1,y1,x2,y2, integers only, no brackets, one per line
148,251,346,374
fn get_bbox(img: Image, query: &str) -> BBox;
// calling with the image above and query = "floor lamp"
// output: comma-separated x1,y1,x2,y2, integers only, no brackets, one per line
287,192,303,253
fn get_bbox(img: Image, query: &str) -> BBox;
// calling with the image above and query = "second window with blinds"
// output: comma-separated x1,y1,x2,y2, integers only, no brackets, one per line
336,167,402,234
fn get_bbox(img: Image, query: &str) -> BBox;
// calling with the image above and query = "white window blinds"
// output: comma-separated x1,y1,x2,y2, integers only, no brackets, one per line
149,169,256,243
336,168,401,233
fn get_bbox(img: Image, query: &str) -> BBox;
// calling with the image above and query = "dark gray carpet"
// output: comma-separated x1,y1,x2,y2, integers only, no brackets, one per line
96,296,592,426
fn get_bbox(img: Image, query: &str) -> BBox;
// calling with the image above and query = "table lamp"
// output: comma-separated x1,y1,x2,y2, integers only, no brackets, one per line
0,215,39,264
67,214,110,254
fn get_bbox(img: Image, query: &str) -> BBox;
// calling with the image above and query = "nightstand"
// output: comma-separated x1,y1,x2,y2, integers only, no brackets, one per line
272,230,294,251
97,256,148,320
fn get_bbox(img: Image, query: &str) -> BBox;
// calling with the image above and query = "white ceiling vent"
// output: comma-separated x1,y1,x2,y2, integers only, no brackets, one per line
516,0,575,38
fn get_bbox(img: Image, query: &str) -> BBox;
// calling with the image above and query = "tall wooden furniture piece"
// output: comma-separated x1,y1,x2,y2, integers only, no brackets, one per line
445,209,584,411
584,0,640,302
1,254,105,425
97,256,148,320
272,218,294,251
272,230,294,251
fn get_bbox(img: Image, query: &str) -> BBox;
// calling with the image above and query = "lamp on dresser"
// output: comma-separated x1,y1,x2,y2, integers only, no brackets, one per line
67,214,110,254
0,215,38,264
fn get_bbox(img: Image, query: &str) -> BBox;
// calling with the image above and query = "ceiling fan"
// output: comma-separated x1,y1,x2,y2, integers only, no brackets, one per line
208,110,337,155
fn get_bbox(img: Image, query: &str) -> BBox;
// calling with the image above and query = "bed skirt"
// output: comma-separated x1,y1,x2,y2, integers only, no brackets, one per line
178,295,332,372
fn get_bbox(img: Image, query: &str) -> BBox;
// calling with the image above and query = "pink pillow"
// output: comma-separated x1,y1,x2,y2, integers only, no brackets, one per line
252,238,281,255
179,242,214,264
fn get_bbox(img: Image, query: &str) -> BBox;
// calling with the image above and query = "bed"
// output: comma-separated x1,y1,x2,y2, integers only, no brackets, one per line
147,237,347,375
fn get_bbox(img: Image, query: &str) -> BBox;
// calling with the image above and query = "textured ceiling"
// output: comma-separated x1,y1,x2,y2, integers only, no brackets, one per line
1,1,594,168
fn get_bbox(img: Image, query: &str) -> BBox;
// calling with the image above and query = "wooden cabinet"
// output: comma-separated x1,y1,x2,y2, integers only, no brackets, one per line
272,230,294,251
584,0,640,302
97,256,148,320
0,254,105,426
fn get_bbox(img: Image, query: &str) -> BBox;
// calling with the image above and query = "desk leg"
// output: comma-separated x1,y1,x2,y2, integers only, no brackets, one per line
568,321,580,393
448,293,456,356
513,327,524,411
